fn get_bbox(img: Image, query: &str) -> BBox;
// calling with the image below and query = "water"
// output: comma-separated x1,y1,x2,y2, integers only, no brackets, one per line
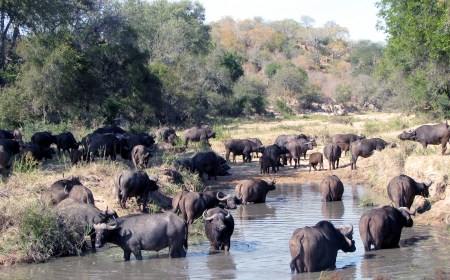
2,184,449,279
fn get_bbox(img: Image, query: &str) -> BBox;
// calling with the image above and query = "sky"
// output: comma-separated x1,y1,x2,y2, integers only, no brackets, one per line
196,0,386,42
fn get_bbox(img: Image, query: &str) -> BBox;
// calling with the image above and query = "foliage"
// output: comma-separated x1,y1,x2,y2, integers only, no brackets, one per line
231,75,267,116
264,62,282,78
376,0,450,118
335,84,352,104
275,99,294,117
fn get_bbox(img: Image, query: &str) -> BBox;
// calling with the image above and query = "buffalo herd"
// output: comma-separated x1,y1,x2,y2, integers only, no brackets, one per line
1,120,449,274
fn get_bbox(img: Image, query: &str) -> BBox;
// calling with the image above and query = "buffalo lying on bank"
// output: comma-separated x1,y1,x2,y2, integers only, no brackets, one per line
203,207,234,251
42,177,83,206
308,152,323,171
359,205,415,251
57,198,117,252
172,190,238,224
289,221,355,273
350,138,395,170
331,133,365,156
56,132,79,155
182,126,216,146
114,170,158,212
320,175,344,202
323,143,342,170
387,175,431,209
398,122,450,155
94,212,187,260
235,179,276,205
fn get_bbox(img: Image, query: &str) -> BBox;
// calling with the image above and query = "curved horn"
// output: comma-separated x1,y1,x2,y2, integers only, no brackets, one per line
398,207,416,216
347,223,353,236
224,210,231,219
423,179,432,187
64,185,70,194
217,192,231,201
446,214,450,226
202,209,217,221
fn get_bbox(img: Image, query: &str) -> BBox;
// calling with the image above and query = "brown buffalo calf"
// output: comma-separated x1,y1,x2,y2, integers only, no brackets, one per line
309,152,323,172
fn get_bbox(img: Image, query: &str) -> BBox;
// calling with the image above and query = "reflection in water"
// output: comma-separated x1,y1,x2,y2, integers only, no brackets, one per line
321,200,345,220
2,184,449,280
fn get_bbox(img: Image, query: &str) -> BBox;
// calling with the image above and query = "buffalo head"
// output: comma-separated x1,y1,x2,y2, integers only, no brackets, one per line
398,130,417,141
203,209,231,232
398,207,416,227
217,192,239,209
93,219,118,248
338,224,356,252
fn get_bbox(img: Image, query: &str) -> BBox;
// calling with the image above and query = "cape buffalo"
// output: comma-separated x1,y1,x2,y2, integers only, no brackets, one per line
0,146,11,172
19,142,55,162
398,122,450,155
56,132,79,155
235,179,276,204
350,138,395,170
81,133,120,161
57,198,117,252
156,127,176,142
0,129,14,139
359,205,415,251
0,139,20,156
182,126,216,146
387,174,431,208
203,208,234,251
131,144,152,170
66,185,95,205
289,221,355,273
308,152,323,172
92,126,126,135
172,190,238,224
114,170,159,212
259,154,273,174
247,138,264,158
323,143,342,170
320,175,344,202
191,151,218,180
94,212,187,260
70,149,82,165
117,132,154,160
31,131,57,148
262,145,283,172
225,139,262,162
284,140,314,168
42,177,83,206
331,133,365,156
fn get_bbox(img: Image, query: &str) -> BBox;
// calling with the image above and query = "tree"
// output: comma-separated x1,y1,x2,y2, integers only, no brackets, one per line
300,15,315,29
376,0,450,117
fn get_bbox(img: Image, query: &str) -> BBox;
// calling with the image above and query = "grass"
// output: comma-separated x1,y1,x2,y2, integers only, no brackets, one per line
359,196,375,208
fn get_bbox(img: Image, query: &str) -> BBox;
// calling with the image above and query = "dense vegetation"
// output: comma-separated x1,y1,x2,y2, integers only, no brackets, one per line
0,0,448,129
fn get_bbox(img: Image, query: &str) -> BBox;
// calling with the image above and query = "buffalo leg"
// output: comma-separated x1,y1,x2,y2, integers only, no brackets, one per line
123,250,132,261
133,250,143,260
336,158,339,169
90,234,96,252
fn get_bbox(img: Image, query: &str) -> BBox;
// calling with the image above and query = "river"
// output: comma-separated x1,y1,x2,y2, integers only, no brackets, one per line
2,183,449,279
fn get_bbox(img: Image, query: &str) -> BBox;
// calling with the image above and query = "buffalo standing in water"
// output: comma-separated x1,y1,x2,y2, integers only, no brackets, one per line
203,207,234,251
320,175,344,202
94,212,187,260
398,122,450,155
289,221,355,273
387,174,431,208
235,179,276,204
359,205,415,251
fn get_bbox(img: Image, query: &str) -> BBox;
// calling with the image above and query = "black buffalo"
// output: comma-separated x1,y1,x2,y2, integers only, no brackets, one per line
359,205,415,251
235,179,276,204
398,122,450,155
67,185,95,205
56,132,79,155
0,146,12,172
114,170,158,212
284,140,315,168
172,190,238,224
131,145,152,170
31,131,57,148
387,174,431,208
320,175,344,202
57,198,117,252
331,133,365,156
94,212,187,260
182,126,216,146
350,138,395,170
42,177,83,206
156,127,176,142
0,129,14,139
247,138,264,158
81,133,120,161
70,149,82,165
225,139,263,162
20,142,55,162
323,143,342,170
289,221,355,273
259,154,273,174
92,126,126,135
0,139,20,156
203,207,234,251
262,144,283,172
191,151,219,180
117,132,155,160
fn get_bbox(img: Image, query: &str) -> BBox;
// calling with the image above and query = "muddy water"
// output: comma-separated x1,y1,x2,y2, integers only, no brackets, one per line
2,184,449,279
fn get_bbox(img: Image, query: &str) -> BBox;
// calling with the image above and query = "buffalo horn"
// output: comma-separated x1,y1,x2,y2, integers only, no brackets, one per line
202,210,217,221
423,179,432,187
446,214,450,226
398,206,416,216
64,185,70,194
93,221,117,230
217,192,231,201
224,210,231,219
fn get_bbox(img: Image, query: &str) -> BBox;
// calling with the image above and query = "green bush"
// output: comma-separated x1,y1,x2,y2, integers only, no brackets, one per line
275,98,294,117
